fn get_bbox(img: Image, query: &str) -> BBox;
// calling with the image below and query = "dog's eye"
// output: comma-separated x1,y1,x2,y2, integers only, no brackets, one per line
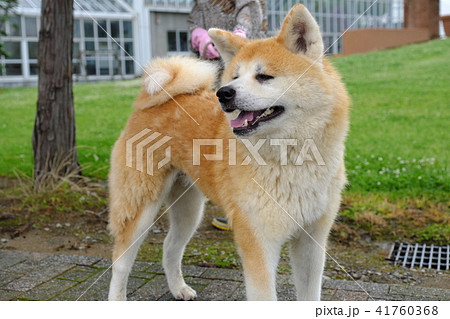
256,74,274,83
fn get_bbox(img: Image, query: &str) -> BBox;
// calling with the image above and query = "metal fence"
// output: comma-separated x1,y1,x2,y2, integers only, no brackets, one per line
267,0,404,54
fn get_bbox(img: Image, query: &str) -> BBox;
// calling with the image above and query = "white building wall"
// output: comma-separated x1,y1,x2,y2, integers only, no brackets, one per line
133,0,152,73
1,0,407,86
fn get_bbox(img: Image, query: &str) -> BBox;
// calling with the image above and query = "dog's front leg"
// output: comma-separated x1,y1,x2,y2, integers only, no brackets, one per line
232,214,281,300
289,213,335,300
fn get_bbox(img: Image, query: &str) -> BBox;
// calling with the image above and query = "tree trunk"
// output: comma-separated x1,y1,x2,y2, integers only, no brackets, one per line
33,0,78,180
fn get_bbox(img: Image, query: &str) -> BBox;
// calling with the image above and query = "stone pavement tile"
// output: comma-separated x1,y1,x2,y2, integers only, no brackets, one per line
4,278,40,292
389,285,450,301
93,258,112,268
321,288,337,301
131,264,206,278
387,294,440,301
277,273,294,285
132,261,152,272
0,250,52,263
19,278,78,300
0,289,23,301
323,279,389,299
57,266,101,282
62,272,146,301
228,283,246,301
146,264,165,274
22,262,74,283
56,270,112,301
228,283,301,301
43,254,101,266
130,271,156,280
363,282,391,298
228,285,346,301
157,292,178,301
196,279,241,301
3,250,449,302
117,276,149,299
184,276,211,286
128,275,169,301
7,259,42,274
374,295,407,301
201,268,243,281
277,285,297,301
0,250,29,269
0,271,23,287
332,290,370,301
50,297,74,301
94,259,154,271
181,265,207,277
93,259,155,272
27,252,52,261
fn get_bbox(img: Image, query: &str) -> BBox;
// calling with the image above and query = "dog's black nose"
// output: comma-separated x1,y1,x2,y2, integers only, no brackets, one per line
216,86,236,104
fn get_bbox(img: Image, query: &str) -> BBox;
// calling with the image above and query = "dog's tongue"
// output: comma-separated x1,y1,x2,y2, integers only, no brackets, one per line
230,111,255,128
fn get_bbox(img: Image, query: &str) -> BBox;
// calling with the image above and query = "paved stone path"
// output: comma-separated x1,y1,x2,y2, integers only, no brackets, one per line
1,249,449,301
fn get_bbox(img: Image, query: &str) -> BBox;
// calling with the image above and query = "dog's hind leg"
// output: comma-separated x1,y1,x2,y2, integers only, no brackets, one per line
108,202,161,301
289,212,335,300
108,171,178,301
162,175,206,300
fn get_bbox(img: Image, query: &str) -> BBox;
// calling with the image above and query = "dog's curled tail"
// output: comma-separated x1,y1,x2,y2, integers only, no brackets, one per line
133,56,218,110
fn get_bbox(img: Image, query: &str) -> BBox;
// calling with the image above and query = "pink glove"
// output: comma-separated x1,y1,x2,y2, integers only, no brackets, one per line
191,27,220,59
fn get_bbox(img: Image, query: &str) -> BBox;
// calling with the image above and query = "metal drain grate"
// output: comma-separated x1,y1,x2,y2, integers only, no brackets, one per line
387,243,450,270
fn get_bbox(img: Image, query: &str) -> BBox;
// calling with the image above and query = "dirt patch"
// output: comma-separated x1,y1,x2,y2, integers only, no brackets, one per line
0,230,111,258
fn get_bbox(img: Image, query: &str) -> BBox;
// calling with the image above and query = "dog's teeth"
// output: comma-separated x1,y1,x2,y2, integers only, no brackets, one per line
243,119,248,127
231,109,241,120
262,108,273,117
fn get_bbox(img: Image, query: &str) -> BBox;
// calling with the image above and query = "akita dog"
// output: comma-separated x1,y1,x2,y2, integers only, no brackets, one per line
108,4,349,301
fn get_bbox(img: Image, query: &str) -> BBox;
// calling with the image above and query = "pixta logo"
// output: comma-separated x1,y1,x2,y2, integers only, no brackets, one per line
126,129,172,176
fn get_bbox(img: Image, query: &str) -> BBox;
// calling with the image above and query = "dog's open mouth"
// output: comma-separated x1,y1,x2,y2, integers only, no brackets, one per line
230,106,285,135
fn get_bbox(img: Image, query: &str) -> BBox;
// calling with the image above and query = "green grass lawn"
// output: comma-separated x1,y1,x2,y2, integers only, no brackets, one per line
333,38,449,200
0,38,449,199
0,79,139,179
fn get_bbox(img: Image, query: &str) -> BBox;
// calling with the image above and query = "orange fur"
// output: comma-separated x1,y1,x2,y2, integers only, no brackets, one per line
108,4,350,301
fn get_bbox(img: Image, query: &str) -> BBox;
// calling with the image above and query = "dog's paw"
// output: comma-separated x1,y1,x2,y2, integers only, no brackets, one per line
172,284,197,301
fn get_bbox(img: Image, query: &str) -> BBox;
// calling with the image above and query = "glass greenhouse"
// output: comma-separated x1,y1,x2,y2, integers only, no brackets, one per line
0,0,403,86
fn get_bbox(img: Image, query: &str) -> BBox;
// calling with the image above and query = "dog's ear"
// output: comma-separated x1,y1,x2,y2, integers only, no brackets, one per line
208,28,248,65
277,4,324,61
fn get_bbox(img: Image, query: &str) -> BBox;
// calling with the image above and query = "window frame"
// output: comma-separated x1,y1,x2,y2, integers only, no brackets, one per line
167,29,190,55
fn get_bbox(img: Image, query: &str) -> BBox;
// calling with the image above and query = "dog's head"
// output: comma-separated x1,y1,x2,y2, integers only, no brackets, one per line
209,4,333,138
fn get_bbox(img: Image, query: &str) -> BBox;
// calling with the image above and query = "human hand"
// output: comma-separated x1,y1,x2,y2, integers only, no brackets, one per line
191,27,220,59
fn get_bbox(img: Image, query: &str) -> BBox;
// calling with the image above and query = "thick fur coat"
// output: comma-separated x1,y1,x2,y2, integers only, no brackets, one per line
108,5,349,301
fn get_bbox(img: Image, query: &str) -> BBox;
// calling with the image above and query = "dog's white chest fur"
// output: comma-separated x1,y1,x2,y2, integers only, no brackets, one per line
233,141,343,242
